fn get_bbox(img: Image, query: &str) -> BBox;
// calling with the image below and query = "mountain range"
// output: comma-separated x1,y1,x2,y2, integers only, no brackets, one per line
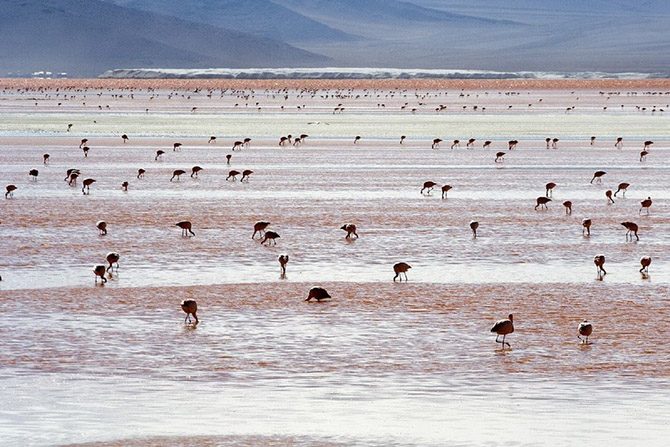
2,0,668,77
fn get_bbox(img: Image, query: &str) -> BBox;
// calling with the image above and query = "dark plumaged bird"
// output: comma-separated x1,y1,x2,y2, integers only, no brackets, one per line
181,300,198,324
81,178,96,194
241,169,253,182
535,196,551,210
226,154,232,165
354,136,361,144
106,252,120,272
170,170,186,181
578,320,593,344
93,265,107,283
155,150,165,161
621,221,639,241
341,224,358,239
614,183,629,197
582,218,591,236
639,197,652,215
393,262,411,282
43,153,50,165
227,170,240,181
29,169,39,180
176,221,195,237
173,142,182,151
421,181,437,195
97,220,107,235
137,169,146,179
470,221,479,238
495,152,505,162
121,134,129,143
305,287,331,302
594,255,606,278
252,221,270,239
121,181,129,191
400,135,406,144
563,200,572,215
590,171,606,184
441,184,452,199
639,256,652,274
261,230,280,245
79,138,88,148
82,146,90,157
644,140,653,149
432,138,442,149
640,150,648,161
545,182,556,197
278,255,289,277
5,184,17,198
483,141,491,148
491,314,514,348
605,190,614,204
191,166,203,178
208,136,216,143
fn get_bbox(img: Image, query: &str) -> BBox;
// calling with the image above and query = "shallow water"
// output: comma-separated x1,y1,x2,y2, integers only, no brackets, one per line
0,84,669,446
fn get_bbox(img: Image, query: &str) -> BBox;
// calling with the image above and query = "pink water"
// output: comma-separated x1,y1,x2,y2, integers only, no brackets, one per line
0,82,669,446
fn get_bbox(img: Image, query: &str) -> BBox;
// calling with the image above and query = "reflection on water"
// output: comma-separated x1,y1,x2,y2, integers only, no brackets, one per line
0,86,669,446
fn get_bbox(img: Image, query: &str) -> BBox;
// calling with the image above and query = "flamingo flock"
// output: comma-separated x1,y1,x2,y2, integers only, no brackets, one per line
1,84,665,349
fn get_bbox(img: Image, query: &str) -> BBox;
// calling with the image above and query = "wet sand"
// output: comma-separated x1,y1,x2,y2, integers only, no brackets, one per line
0,80,669,446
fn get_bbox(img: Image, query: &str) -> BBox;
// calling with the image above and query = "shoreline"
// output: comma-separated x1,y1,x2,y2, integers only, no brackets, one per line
2,77,670,90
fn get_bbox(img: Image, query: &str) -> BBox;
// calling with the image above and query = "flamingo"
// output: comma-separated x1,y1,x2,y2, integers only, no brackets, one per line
244,137,252,148
106,252,120,272
227,170,240,181
490,314,514,348
535,196,551,210
644,140,653,149
278,255,289,277
432,138,442,149
466,138,476,149
495,152,505,163
181,300,198,324
470,221,479,238
578,320,593,344
261,231,280,245
582,218,592,236
43,153,50,165
563,200,572,215
241,170,253,182
545,137,551,149
232,141,243,150
67,123,73,132
639,256,652,274
170,170,186,181
121,134,129,143
208,136,217,144
81,178,96,194
226,154,232,165
354,136,361,144
93,265,107,283
441,185,452,199
341,224,358,239
615,137,623,149
640,150,648,161
594,255,606,278
545,182,556,197
551,138,559,149
305,287,331,302
5,184,17,198
173,142,182,151
191,166,203,178
483,141,491,149
79,138,88,148
508,140,518,150
451,140,460,149
614,183,629,197
155,150,165,161
590,136,596,146
621,222,639,241
96,220,107,235
639,197,652,215
400,135,406,144
176,221,195,237
421,181,437,195
393,262,411,282
82,146,90,157
252,221,270,239
605,190,614,204
29,169,39,181
137,169,145,179
121,181,129,191
590,171,606,184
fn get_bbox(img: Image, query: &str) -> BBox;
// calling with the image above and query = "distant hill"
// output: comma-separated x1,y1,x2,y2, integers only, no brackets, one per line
0,0,329,77
110,0,359,44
